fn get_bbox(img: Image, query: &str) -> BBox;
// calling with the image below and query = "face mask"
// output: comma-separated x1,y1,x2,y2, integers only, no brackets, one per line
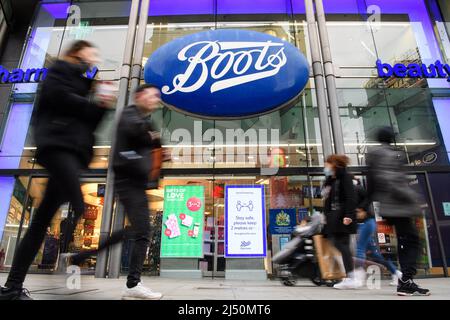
324,167,334,177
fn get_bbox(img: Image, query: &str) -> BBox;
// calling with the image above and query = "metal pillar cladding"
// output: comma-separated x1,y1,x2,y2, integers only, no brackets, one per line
107,0,151,279
129,0,150,101
314,0,345,155
95,0,140,279
304,0,333,158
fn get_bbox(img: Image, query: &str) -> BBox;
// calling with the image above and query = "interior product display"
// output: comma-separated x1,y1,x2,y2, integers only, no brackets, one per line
83,205,98,220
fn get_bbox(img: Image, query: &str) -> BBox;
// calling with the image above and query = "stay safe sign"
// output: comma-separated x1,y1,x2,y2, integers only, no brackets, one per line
224,185,266,257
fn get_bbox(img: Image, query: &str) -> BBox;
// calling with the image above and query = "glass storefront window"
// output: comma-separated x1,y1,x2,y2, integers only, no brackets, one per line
0,177,31,269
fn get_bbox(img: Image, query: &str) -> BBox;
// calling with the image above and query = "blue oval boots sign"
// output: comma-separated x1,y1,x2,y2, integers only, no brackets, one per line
144,29,310,119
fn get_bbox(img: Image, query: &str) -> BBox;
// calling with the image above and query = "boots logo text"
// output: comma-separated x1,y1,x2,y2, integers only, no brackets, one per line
161,40,287,95
144,29,309,119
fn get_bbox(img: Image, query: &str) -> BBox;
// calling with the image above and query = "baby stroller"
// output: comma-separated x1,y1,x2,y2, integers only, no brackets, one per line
272,213,340,287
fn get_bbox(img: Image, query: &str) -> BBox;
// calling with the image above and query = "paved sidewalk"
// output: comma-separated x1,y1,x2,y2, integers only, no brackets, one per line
1,274,449,300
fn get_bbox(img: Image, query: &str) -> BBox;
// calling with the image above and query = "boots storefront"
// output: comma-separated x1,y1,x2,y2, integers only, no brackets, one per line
0,0,450,280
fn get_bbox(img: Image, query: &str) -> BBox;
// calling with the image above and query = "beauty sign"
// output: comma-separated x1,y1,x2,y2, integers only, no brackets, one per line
160,185,205,258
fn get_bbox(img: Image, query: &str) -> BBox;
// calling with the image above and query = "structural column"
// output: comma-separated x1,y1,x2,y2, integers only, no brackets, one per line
106,0,151,279
304,0,333,158
314,0,345,155
95,0,140,278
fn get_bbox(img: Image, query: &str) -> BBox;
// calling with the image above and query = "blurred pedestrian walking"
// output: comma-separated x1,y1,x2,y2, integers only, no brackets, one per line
0,40,114,300
352,177,403,286
321,155,360,289
69,84,166,300
366,127,430,296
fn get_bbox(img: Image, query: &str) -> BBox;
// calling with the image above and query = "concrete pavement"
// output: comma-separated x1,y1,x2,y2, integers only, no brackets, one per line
1,273,449,300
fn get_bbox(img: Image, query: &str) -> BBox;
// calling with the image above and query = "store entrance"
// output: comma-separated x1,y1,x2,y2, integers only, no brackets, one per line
0,176,106,274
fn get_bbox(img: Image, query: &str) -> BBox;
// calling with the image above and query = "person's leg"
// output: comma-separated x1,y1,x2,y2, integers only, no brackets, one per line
331,234,354,274
117,184,151,288
367,230,397,275
5,151,85,288
356,222,372,269
386,217,429,295
54,154,87,238
5,178,65,289
71,228,128,264
389,217,419,281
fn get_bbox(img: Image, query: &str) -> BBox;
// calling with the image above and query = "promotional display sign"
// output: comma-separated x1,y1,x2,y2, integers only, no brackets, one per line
269,208,296,234
144,29,309,119
225,185,266,257
160,185,205,258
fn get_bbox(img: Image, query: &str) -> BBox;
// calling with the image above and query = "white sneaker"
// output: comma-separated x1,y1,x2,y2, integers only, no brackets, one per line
333,278,362,290
122,283,163,300
390,270,403,287
354,268,366,283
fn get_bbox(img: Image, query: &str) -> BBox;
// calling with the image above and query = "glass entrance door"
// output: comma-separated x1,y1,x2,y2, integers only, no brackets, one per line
0,176,107,274
202,179,225,278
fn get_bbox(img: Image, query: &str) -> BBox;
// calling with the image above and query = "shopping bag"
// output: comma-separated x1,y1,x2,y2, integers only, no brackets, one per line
147,148,162,189
313,235,346,280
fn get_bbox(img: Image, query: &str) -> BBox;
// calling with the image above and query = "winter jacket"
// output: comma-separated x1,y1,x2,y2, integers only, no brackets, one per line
112,105,161,187
355,184,374,222
366,144,421,217
322,168,357,235
33,60,106,167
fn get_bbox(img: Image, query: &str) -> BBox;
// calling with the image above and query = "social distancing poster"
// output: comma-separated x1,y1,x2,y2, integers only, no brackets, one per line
225,185,266,257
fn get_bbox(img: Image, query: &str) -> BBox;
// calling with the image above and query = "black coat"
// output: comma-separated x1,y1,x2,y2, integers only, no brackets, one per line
355,184,374,222
33,60,106,167
322,168,357,235
112,105,161,186
366,145,421,217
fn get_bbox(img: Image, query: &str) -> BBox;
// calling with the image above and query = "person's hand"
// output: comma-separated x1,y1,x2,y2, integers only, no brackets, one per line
356,209,367,220
149,131,161,141
97,94,116,109
343,217,353,225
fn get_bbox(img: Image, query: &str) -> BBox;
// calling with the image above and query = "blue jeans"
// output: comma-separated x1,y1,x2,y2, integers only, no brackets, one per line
356,218,397,274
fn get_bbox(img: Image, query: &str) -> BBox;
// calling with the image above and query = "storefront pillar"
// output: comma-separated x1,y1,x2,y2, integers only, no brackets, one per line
95,0,140,278
105,0,151,279
304,0,333,157
314,0,345,155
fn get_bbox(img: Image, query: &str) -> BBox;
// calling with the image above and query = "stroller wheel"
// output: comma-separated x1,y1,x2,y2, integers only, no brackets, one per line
310,277,323,286
282,279,297,286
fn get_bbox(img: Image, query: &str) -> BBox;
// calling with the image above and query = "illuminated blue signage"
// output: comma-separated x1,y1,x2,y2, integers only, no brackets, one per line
144,29,309,119
0,65,98,84
377,60,450,82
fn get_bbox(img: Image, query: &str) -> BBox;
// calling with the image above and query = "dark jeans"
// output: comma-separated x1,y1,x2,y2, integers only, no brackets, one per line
356,219,397,274
74,177,151,288
385,217,420,281
5,150,85,289
329,233,354,275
